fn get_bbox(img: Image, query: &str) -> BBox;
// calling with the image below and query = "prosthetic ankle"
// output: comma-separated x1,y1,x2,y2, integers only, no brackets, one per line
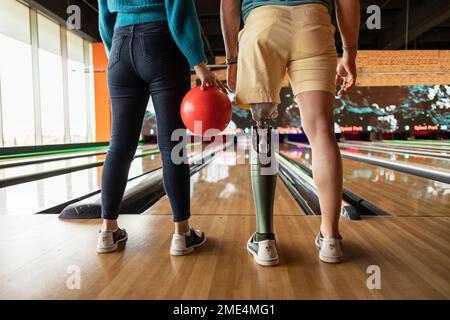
250,103,278,242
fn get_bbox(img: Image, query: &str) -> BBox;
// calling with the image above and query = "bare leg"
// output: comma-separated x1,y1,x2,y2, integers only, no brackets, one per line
102,219,118,231
296,91,342,238
174,220,190,234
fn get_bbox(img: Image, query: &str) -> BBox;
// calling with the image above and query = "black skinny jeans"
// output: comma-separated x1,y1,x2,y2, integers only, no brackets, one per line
101,22,191,222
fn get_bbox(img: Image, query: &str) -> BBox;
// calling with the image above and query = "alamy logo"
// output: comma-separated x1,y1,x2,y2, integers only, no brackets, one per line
67,5,81,30
366,265,381,289
170,127,279,175
366,5,381,30
66,265,81,290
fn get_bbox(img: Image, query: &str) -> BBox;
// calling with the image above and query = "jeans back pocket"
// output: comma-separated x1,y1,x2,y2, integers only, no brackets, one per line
140,30,177,61
108,34,127,70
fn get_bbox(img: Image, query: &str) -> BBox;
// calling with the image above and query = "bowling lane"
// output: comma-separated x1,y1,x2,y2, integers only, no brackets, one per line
0,153,162,215
0,145,158,184
144,144,304,216
281,143,450,217
0,144,108,160
0,144,154,169
380,140,450,148
0,154,107,181
0,148,107,168
346,140,450,153
339,145,450,171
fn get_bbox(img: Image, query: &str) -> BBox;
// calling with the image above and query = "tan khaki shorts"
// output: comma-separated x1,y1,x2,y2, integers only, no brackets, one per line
236,4,338,107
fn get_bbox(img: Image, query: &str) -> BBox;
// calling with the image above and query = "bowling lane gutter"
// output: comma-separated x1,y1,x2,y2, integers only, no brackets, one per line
54,141,231,218
277,153,320,216
41,161,162,215
339,142,450,160
288,141,450,185
277,152,387,219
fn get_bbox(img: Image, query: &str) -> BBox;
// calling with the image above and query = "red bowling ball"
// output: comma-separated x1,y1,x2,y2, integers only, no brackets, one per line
180,86,232,137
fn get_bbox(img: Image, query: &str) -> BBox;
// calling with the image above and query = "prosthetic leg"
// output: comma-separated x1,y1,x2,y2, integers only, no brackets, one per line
247,103,279,266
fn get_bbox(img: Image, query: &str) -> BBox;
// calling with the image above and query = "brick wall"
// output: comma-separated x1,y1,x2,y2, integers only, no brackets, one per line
190,50,450,88
355,50,450,86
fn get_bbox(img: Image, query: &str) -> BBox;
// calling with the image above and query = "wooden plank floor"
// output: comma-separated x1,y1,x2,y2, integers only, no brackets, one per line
1,146,449,300
0,214,449,299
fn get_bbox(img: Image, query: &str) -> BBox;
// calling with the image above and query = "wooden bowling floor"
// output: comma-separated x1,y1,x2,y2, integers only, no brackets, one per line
0,214,449,299
1,149,449,300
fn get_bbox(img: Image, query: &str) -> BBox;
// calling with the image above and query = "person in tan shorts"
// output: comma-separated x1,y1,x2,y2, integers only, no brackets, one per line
221,0,360,266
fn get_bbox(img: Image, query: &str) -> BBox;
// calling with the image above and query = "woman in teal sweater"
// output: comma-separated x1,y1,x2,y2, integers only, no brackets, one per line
96,0,221,254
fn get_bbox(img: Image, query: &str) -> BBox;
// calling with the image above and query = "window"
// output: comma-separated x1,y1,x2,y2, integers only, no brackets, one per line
67,30,87,143
38,14,64,144
0,0,35,147
0,0,96,147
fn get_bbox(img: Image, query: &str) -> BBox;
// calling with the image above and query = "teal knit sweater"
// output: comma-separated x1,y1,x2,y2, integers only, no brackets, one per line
98,0,207,67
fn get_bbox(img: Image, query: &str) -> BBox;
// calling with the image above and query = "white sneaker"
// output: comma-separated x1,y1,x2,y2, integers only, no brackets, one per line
96,228,128,253
315,232,343,263
247,233,279,266
170,228,206,256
